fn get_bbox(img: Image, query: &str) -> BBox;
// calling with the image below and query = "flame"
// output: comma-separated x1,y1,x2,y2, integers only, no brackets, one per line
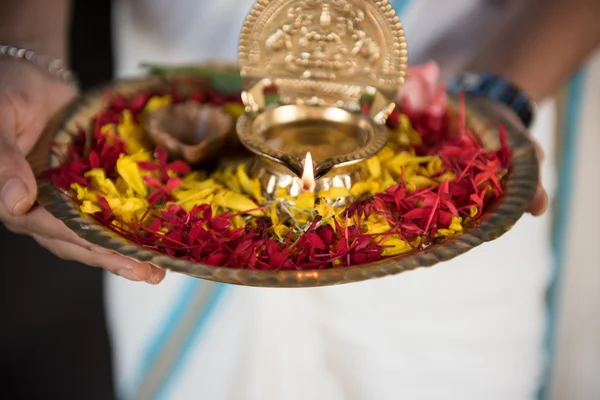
301,152,316,192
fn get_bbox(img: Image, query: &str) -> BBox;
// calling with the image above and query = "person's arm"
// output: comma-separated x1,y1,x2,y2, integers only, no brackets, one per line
469,0,600,102
0,1,165,283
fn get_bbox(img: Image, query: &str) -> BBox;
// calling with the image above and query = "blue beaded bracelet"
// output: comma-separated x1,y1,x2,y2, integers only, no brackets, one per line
447,72,537,128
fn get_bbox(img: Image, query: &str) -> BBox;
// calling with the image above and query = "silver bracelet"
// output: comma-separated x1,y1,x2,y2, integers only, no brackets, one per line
0,44,79,88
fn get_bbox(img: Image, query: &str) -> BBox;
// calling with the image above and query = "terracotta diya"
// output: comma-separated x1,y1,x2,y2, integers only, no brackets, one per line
146,102,233,165
33,0,539,288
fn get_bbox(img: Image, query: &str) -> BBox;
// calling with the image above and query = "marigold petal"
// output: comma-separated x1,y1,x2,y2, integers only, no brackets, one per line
216,191,263,216
380,236,412,256
295,192,315,211
318,187,351,200
80,200,101,214
116,155,147,197
223,103,245,118
366,157,382,179
350,181,379,198
273,224,290,240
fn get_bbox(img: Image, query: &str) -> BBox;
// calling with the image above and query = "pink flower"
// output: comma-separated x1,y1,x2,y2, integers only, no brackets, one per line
398,61,447,117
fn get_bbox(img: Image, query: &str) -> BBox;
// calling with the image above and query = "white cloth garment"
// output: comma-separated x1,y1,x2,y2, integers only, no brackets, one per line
107,1,558,399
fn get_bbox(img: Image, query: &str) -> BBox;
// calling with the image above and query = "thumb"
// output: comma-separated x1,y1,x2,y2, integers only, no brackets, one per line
0,122,37,216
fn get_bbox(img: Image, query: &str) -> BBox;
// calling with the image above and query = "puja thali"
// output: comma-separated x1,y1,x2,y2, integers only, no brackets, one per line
32,0,538,287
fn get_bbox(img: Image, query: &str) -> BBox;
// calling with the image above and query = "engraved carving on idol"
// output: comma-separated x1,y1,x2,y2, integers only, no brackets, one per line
263,0,381,81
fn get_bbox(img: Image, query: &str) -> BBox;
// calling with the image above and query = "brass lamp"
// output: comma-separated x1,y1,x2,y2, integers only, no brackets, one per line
236,0,408,199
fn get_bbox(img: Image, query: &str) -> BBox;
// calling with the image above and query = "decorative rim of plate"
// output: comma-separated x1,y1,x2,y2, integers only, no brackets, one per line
34,73,539,288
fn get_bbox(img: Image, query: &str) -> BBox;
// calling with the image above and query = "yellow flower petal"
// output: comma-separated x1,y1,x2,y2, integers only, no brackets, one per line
232,215,247,229
364,214,392,235
399,114,423,145
116,155,147,197
437,171,457,182
218,167,242,193
143,95,172,115
406,181,417,192
106,196,147,222
178,193,215,213
174,187,216,212
435,229,456,238
223,103,245,118
469,206,479,217
275,187,289,200
117,110,146,154
181,171,208,185
174,187,216,202
215,191,263,216
426,157,444,176
80,200,101,214
236,164,264,203
270,199,281,226
406,175,437,189
273,224,290,240
350,180,379,198
129,149,152,163
449,216,464,232
84,169,120,197
377,145,396,164
380,236,412,256
294,211,311,224
71,183,97,202
315,198,336,219
380,169,398,190
366,157,382,179
318,187,351,200
295,192,315,211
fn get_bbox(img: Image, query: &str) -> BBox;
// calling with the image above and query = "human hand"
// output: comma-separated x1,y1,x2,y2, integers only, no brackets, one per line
0,59,166,284
399,62,548,216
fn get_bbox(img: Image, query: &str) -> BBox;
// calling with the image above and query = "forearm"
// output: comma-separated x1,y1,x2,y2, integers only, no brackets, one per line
469,0,600,102
0,0,71,60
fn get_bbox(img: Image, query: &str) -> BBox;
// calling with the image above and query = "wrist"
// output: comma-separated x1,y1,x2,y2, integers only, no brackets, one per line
0,44,78,89
447,71,538,129
0,32,68,61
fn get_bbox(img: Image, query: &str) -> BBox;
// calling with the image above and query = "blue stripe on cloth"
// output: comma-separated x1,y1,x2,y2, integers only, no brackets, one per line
152,283,228,400
390,0,411,16
537,70,588,400
127,277,202,399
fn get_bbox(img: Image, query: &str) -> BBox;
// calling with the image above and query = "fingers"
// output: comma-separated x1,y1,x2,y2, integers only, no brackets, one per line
527,137,548,217
0,112,37,216
3,204,166,284
528,184,548,217
33,234,166,284
1,205,91,246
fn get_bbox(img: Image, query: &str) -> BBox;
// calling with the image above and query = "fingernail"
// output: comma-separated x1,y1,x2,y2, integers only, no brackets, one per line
146,269,165,285
1,177,31,215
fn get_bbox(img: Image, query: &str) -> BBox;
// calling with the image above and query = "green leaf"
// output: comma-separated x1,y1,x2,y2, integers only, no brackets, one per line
140,63,243,94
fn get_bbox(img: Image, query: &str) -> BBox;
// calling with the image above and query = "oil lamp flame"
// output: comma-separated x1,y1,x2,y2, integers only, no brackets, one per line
301,152,316,192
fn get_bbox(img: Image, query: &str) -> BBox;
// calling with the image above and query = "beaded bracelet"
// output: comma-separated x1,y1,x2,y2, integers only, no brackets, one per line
447,72,537,129
0,44,79,88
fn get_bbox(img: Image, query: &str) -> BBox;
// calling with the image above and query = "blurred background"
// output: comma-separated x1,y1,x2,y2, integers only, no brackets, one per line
1,0,598,399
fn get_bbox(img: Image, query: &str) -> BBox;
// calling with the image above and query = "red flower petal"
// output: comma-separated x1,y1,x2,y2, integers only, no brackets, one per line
167,160,191,175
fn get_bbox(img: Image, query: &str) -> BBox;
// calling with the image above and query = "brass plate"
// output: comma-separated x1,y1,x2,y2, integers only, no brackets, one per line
33,73,539,288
